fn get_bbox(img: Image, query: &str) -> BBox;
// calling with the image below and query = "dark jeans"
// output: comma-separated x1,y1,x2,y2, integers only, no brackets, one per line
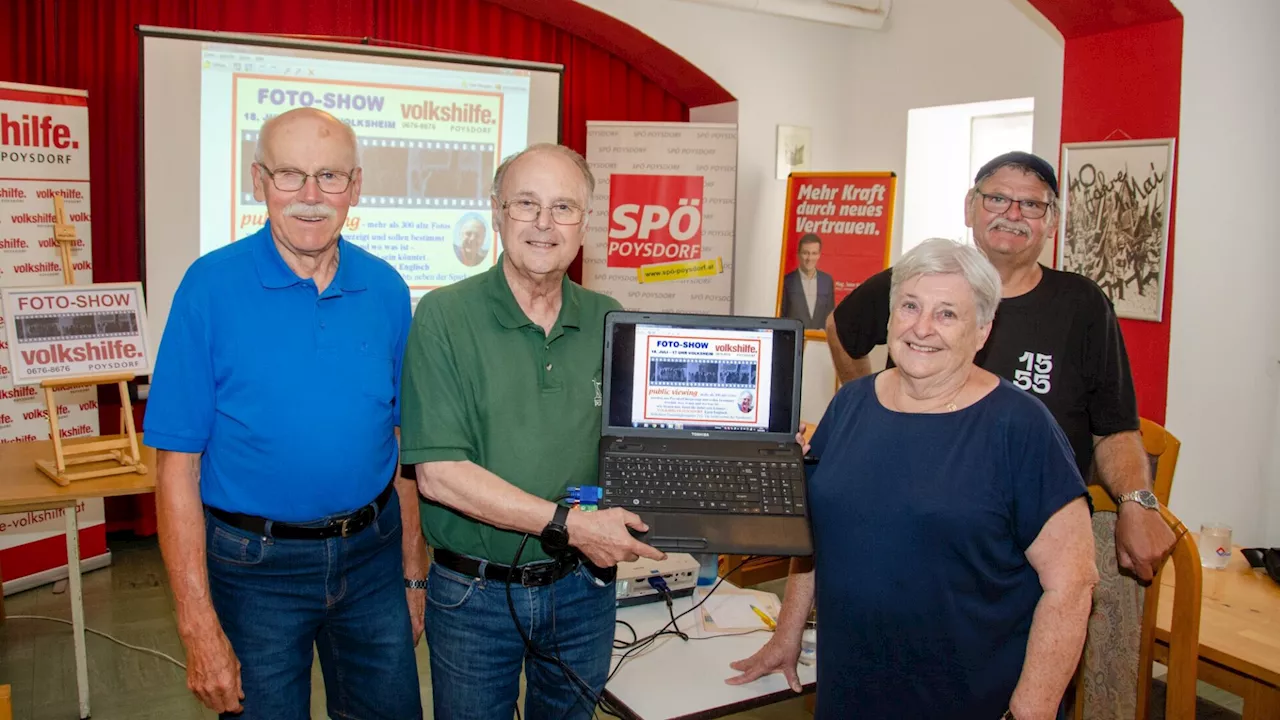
205,491,422,720
424,558,616,720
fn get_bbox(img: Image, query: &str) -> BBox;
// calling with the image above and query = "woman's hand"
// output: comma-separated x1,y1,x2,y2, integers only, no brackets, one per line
725,633,804,692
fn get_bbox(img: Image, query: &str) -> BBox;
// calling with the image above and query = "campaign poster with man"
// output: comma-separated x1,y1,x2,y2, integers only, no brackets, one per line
775,172,895,338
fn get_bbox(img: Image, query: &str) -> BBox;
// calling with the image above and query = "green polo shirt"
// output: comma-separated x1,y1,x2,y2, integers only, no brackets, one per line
400,256,622,564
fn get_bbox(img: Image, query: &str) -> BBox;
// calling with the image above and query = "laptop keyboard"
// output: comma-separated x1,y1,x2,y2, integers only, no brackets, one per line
601,455,807,515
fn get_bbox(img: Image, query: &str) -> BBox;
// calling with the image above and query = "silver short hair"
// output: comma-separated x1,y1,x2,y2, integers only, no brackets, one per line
490,143,595,203
253,108,361,168
891,238,1002,327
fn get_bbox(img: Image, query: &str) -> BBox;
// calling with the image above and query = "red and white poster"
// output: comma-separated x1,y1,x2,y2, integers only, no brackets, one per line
583,122,737,314
0,81,107,595
774,172,896,339
2,283,154,384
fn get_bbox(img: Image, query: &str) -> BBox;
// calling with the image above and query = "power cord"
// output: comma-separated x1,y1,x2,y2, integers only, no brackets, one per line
603,555,759,696
6,614,188,669
504,532,621,720
646,576,688,641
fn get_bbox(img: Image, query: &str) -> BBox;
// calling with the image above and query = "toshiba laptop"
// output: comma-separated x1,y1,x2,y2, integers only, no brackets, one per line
597,311,812,556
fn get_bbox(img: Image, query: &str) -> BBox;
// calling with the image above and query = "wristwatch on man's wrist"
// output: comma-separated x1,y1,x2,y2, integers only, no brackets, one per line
404,578,427,590
540,503,572,553
1116,489,1160,510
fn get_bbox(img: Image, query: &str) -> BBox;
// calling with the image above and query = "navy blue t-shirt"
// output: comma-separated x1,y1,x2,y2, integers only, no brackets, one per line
806,375,1087,719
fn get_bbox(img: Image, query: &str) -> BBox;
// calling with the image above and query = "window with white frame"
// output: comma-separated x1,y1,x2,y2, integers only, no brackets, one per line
902,98,1034,255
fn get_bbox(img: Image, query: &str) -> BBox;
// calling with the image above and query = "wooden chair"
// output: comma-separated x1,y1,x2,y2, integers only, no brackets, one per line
1072,418,1201,720
1140,417,1181,506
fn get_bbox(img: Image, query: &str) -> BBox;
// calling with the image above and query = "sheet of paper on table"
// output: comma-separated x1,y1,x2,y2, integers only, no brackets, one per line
696,585,782,635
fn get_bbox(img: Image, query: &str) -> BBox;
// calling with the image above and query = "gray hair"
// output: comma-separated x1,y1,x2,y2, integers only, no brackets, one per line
253,108,361,168
490,143,595,203
891,238,1002,327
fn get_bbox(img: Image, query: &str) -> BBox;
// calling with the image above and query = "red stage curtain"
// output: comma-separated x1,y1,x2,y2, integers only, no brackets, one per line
1,0,690,535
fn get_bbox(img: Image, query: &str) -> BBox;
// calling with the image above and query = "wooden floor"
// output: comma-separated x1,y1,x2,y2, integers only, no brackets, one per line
0,538,806,720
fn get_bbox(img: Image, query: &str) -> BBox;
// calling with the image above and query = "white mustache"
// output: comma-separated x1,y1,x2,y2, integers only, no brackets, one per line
284,203,335,220
988,217,1031,236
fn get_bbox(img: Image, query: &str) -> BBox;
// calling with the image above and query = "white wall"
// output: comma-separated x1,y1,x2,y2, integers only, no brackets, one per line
574,0,857,323
845,0,1063,262
574,0,1064,422
1166,0,1280,547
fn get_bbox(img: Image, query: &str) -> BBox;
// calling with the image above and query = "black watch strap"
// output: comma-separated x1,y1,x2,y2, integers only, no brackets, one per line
552,503,571,528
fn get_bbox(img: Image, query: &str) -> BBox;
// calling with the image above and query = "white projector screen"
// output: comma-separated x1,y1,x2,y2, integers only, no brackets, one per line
140,27,563,350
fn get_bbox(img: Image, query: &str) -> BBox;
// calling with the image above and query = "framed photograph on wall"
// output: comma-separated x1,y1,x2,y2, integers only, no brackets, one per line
776,125,811,180
1057,138,1176,322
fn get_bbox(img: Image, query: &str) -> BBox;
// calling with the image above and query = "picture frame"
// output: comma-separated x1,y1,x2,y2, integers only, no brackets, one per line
1057,138,1176,322
776,125,811,180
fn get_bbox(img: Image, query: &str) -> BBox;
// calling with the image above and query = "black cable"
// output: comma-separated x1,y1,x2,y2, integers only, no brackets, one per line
661,588,688,642
612,619,638,649
603,555,758,689
503,532,614,720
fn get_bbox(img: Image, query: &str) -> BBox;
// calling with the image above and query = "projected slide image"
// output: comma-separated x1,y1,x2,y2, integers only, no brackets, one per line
238,135,496,205
222,74,506,291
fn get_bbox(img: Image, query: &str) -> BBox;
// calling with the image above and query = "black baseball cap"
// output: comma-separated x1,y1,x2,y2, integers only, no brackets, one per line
973,151,1058,197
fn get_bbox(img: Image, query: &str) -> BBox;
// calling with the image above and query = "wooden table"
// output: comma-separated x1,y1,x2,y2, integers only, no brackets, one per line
1153,542,1280,720
0,436,157,719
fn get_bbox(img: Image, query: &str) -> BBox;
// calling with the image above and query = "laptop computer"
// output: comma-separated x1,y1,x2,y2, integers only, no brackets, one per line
597,311,812,557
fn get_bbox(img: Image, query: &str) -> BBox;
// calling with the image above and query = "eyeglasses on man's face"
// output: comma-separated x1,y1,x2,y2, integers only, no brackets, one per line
976,190,1053,220
501,199,587,225
257,164,356,194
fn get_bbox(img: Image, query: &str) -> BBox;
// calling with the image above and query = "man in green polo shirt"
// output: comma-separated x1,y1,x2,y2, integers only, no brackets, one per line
401,143,665,720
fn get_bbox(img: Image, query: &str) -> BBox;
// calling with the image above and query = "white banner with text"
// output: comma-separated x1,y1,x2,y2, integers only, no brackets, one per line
0,81,106,592
582,122,737,314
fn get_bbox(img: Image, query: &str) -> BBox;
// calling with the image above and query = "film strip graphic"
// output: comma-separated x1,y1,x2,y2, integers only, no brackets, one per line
648,359,758,388
239,132,496,207
15,310,140,343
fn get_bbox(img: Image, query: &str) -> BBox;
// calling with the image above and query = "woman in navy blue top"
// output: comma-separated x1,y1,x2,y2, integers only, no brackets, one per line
728,239,1097,720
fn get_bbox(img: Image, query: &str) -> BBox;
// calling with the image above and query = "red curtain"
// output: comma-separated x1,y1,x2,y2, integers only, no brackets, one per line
1,0,689,535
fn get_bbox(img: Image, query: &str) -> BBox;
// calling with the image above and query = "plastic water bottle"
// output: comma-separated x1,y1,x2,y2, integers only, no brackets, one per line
693,553,719,586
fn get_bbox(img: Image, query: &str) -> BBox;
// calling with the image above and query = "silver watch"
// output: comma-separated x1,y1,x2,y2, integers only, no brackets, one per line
1116,489,1159,510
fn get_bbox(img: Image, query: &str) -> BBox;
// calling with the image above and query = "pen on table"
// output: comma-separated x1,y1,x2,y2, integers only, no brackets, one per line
750,604,777,631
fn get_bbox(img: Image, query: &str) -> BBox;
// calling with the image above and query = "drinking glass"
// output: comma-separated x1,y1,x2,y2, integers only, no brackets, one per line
1199,523,1232,570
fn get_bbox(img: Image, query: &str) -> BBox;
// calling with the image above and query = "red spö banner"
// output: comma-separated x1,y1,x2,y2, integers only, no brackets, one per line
774,172,896,336
606,174,704,269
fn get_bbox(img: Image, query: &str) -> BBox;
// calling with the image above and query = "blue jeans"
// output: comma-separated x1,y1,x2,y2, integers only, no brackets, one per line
424,557,616,720
205,491,422,720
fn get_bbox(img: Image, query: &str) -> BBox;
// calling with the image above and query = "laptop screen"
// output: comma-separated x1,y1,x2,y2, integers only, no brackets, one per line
606,316,800,436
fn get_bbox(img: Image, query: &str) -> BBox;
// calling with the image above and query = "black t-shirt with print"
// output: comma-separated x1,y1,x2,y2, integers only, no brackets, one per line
831,265,1139,477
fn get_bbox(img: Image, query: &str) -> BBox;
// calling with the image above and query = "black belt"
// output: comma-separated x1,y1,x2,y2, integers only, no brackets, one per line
206,482,394,540
432,547,586,587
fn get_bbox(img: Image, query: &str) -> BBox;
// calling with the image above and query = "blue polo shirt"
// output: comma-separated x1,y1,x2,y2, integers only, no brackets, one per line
144,223,411,521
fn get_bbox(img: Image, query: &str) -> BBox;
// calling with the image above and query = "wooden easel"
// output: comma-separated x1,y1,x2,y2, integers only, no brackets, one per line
34,197,146,486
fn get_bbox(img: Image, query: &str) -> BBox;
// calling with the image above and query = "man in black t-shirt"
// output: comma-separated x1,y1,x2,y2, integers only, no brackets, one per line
825,151,1174,583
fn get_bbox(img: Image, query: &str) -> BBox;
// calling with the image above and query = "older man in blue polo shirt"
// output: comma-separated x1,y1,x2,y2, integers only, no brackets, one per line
145,108,422,720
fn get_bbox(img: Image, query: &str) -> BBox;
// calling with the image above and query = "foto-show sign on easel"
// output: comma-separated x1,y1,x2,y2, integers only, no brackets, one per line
0,197,154,485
